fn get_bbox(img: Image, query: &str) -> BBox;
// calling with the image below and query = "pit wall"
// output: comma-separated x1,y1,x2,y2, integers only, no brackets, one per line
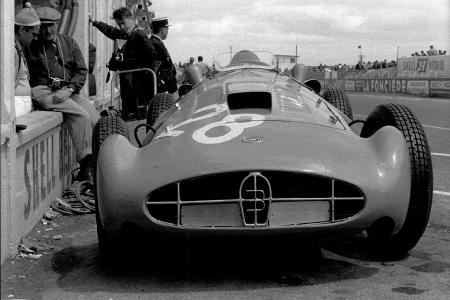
1,0,124,265
8,112,76,260
306,55,450,98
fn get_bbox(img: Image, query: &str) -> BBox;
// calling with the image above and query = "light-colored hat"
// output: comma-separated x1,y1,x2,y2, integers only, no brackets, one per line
152,17,171,29
35,6,61,24
15,2,41,27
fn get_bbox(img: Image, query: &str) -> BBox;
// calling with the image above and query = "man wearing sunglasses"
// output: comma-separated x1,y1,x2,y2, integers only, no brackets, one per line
14,2,40,121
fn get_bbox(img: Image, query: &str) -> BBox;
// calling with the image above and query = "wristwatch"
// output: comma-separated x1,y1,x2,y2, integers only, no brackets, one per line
67,87,74,93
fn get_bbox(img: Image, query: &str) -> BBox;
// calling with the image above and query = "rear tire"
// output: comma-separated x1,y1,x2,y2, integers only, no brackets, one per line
322,87,353,120
147,93,174,127
361,104,433,256
92,115,129,261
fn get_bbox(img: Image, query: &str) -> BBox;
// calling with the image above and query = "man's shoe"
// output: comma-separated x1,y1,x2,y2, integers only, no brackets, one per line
75,166,94,184
75,154,94,183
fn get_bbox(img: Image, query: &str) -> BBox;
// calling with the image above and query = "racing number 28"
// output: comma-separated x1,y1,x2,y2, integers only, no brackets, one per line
155,104,265,144
193,113,264,144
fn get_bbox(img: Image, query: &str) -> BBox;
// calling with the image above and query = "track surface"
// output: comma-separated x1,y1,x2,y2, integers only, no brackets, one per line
1,93,449,299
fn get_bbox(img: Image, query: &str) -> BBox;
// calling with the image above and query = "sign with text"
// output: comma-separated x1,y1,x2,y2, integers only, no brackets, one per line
345,80,355,91
429,79,450,96
16,124,76,222
397,56,450,78
347,79,408,94
407,80,429,94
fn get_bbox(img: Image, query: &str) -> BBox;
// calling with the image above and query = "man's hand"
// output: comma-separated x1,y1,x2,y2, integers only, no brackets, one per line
52,88,72,104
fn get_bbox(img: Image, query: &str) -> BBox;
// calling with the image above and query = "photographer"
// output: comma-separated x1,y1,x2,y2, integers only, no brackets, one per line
24,7,100,182
90,7,157,120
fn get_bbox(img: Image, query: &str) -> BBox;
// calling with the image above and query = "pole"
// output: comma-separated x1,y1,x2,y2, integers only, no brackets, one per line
230,46,232,60
359,45,362,64
142,0,152,31
396,45,399,62
295,37,298,64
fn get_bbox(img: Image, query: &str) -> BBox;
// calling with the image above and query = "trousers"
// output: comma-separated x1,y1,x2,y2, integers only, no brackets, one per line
119,71,155,119
31,86,100,162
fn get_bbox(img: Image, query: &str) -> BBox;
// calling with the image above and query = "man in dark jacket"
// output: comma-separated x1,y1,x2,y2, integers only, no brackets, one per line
90,7,156,120
24,7,99,182
150,17,177,94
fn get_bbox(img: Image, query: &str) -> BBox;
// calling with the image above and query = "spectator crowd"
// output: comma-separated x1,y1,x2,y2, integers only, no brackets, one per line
309,44,447,73
411,45,447,57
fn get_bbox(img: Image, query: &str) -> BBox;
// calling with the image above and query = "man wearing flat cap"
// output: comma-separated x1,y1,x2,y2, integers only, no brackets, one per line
14,2,40,120
151,17,177,94
23,6,100,182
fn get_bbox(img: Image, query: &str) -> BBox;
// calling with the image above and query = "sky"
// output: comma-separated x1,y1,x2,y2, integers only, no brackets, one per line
149,0,450,66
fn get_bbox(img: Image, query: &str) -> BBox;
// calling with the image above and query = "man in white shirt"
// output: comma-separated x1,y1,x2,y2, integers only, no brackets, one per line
196,56,211,78
14,2,40,121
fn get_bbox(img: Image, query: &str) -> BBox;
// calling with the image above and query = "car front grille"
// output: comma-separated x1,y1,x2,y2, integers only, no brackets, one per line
146,171,365,227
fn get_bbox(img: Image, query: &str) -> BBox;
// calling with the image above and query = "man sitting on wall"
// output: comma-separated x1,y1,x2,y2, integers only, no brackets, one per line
14,2,40,129
23,7,100,182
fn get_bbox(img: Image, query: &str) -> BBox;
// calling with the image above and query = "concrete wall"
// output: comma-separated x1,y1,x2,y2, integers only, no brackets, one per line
1,0,124,265
10,112,77,261
1,0,17,264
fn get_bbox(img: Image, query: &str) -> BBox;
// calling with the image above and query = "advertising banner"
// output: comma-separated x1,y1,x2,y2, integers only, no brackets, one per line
406,80,429,94
345,80,355,91
347,79,408,94
397,56,450,78
429,79,450,96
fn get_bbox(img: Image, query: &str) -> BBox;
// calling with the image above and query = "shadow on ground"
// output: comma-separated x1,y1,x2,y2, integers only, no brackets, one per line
320,232,410,262
50,238,379,294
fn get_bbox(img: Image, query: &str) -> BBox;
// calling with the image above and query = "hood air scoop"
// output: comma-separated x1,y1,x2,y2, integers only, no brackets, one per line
227,92,272,113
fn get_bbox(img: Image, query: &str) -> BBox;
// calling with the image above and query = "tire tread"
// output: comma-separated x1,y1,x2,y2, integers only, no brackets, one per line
323,87,353,120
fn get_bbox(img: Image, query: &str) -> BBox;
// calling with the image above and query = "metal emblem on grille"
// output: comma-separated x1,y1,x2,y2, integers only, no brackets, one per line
239,172,272,226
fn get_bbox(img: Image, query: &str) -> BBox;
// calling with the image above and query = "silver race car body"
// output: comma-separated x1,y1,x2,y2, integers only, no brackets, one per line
96,51,414,242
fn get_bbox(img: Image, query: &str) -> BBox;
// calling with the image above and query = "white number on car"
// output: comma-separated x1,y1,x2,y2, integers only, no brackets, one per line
193,114,265,144
155,103,265,144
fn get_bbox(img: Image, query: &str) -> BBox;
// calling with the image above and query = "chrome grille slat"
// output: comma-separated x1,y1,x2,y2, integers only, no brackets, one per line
331,179,335,222
146,197,365,205
146,171,366,226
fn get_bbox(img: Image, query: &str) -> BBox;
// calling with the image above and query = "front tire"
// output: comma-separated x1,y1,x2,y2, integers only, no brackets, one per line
322,87,353,120
361,104,433,256
92,115,130,260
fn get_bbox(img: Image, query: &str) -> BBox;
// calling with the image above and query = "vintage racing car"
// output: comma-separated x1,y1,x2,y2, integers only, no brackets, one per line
93,50,433,260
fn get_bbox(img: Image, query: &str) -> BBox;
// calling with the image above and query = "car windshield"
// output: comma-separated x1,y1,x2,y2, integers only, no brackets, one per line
213,50,277,72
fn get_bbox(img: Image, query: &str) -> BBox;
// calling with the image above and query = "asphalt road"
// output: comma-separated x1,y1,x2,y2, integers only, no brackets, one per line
1,93,449,300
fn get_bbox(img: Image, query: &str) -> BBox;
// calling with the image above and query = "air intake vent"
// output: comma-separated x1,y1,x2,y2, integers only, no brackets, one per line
227,92,271,113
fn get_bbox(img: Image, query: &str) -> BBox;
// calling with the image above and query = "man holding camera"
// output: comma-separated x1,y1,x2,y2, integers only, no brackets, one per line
90,7,157,120
24,7,100,182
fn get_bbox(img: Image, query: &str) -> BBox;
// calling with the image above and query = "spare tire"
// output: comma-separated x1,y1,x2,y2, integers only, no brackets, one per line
361,103,433,256
147,93,174,127
92,115,129,162
92,115,129,260
322,87,353,120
